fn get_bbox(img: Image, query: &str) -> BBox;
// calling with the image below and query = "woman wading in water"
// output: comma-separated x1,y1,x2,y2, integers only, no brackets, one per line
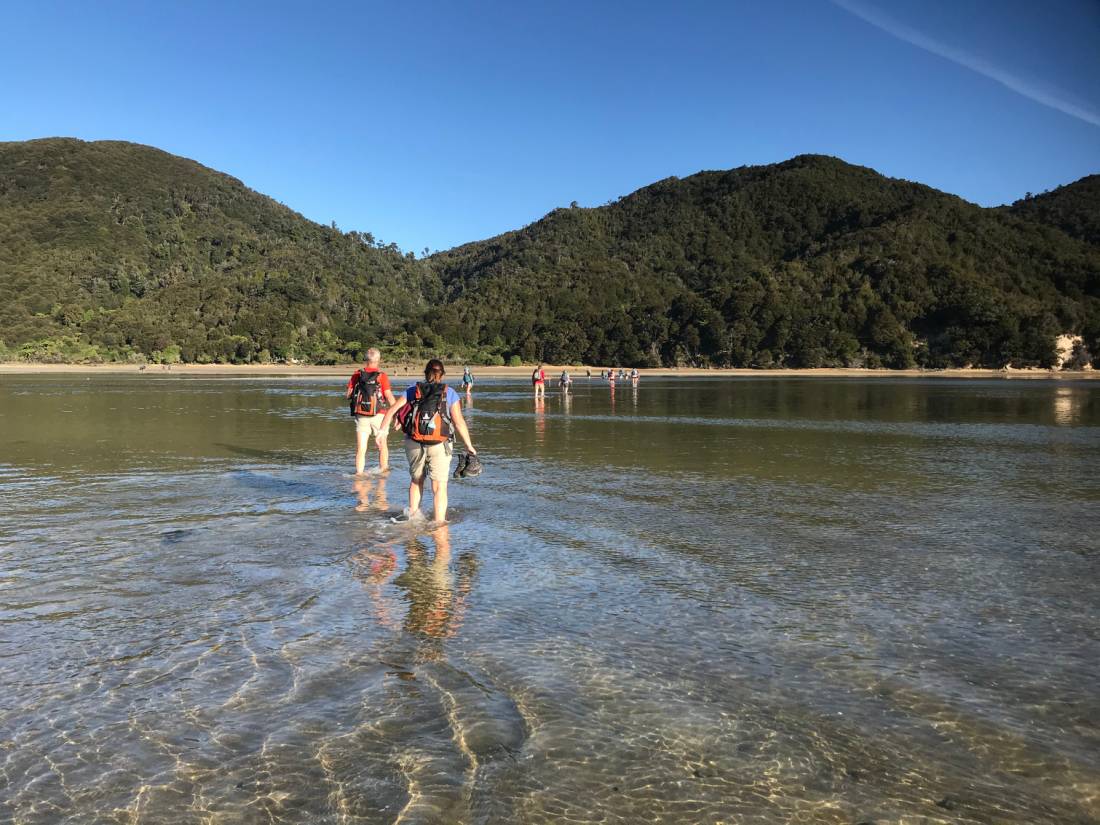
382,359,479,524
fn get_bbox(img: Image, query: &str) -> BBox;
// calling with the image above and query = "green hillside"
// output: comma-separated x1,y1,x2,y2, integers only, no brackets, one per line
431,155,1100,368
1,140,1098,368
1007,175,1100,247
0,138,438,364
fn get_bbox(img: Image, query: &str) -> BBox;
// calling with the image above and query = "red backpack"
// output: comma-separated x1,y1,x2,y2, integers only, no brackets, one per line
403,382,453,444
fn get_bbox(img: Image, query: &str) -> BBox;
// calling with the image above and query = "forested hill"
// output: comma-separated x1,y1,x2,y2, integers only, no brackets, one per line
1007,175,1100,247
1,140,1098,368
431,155,1100,368
0,138,438,363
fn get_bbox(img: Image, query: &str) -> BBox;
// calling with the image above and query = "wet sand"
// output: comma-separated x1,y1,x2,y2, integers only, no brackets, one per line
1,362,1096,379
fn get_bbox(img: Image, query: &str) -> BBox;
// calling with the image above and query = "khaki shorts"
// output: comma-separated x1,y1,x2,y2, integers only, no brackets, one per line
404,438,453,481
354,414,386,439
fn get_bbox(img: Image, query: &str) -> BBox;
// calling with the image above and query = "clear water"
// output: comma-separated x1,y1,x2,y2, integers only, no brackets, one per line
1,375,1098,824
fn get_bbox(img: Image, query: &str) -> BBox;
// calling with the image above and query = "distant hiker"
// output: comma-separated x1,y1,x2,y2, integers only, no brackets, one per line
382,359,478,524
462,365,474,395
586,369,591,379
630,367,639,386
532,364,546,398
346,347,397,475
558,370,572,392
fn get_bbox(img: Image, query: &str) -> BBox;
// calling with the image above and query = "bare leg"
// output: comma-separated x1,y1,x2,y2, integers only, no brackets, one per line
408,476,425,515
355,426,369,475
431,477,448,523
376,431,389,472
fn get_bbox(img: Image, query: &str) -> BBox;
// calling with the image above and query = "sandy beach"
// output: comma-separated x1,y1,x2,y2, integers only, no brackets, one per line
0,362,1096,379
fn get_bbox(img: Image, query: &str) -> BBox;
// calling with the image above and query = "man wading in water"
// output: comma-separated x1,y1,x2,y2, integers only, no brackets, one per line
382,359,479,524
346,348,398,475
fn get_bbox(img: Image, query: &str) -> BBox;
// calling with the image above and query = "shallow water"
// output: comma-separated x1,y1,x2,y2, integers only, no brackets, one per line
1,374,1098,824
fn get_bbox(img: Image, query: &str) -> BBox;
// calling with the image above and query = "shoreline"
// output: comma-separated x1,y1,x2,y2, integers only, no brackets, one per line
0,363,1096,380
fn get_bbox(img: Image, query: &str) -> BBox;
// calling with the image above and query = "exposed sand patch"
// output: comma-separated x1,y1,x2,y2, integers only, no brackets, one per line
2,363,1097,379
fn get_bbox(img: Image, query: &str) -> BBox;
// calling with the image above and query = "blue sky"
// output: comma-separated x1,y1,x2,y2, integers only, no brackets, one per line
3,0,1098,252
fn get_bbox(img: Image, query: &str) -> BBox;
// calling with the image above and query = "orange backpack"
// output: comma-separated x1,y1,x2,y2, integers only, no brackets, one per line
351,370,385,417
404,382,453,444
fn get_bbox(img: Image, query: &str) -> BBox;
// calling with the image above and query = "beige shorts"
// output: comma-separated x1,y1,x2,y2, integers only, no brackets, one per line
404,438,453,481
354,414,386,439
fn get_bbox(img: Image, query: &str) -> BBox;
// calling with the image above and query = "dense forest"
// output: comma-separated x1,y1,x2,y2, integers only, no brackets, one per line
1,139,1098,368
0,139,441,365
432,158,1100,368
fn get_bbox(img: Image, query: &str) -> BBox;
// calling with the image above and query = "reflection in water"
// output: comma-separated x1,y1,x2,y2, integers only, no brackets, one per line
395,526,477,653
351,543,398,584
350,526,478,655
632,384,639,410
559,390,573,436
350,541,400,629
352,474,390,512
534,396,547,447
2,376,1099,823
1053,386,1083,425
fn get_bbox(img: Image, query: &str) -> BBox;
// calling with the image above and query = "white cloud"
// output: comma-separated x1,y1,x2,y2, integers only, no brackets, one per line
831,0,1100,129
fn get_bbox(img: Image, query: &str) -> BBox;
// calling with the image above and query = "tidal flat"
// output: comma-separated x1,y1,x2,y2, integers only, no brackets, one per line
1,375,1098,824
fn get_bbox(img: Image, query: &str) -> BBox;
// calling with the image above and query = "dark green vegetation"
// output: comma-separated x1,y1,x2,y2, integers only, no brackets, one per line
435,159,1100,368
0,139,438,365
2,138,1098,367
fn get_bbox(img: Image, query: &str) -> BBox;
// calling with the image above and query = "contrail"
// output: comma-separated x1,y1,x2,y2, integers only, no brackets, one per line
831,0,1100,129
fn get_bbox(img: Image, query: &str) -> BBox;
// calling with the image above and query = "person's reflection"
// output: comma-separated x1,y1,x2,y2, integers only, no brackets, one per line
1053,386,1082,426
394,525,477,655
631,384,638,410
534,396,546,447
350,525,478,650
609,380,616,414
353,473,390,513
558,387,573,439
350,539,400,630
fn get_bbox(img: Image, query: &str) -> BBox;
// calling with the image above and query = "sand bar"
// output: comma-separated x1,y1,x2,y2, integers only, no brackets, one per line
1,363,1096,379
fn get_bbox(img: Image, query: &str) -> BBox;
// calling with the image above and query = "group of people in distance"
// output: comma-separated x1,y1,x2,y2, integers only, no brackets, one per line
346,349,478,526
597,367,640,385
533,364,636,393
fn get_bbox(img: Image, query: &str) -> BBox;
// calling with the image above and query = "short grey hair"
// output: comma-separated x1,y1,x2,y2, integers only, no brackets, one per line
365,347,381,366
